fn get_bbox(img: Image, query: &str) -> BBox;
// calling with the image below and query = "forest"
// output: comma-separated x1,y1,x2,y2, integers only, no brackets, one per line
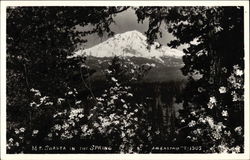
6,6,244,153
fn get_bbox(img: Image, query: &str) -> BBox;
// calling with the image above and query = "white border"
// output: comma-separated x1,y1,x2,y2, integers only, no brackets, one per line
0,1,249,160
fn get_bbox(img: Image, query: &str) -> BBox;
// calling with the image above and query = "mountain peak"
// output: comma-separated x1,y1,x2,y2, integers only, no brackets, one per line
72,30,184,62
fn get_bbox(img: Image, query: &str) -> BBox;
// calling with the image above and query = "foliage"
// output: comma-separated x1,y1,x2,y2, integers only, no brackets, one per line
136,6,244,152
7,55,154,153
7,6,245,153
48,56,153,153
6,6,129,153
7,6,128,125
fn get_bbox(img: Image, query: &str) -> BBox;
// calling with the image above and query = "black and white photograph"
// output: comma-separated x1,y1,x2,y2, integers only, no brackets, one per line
0,1,249,160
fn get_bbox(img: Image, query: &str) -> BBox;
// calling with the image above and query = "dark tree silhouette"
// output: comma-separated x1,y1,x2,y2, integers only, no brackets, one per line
136,6,244,153
6,6,129,153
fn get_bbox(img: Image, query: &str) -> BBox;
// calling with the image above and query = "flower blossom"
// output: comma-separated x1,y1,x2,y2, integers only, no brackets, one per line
219,86,226,94
19,127,25,132
222,110,228,117
209,96,217,104
234,126,242,135
33,130,39,134
188,120,196,127
235,69,243,76
111,77,118,82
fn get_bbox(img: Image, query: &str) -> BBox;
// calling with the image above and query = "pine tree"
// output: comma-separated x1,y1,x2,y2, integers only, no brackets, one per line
6,6,129,153
135,6,244,153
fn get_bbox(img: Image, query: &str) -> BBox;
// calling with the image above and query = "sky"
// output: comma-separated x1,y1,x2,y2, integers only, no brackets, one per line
78,8,186,51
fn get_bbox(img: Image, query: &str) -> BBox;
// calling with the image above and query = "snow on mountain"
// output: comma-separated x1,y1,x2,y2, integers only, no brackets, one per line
71,30,184,63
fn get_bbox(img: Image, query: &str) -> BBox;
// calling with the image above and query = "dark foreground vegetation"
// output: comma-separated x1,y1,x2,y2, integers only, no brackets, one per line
6,6,244,153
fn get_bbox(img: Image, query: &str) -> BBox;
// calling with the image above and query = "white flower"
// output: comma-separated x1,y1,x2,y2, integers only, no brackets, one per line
68,120,75,126
209,96,217,104
71,108,83,115
196,128,201,134
235,69,243,76
107,99,114,106
218,144,229,153
102,94,107,97
54,124,61,131
121,132,126,138
113,120,119,125
30,88,37,92
235,126,242,132
69,91,74,95
40,96,49,103
78,114,84,118
224,130,231,136
93,122,99,128
87,113,93,120
29,102,37,107
109,113,115,120
75,100,82,105
214,26,223,33
233,64,240,70
111,95,118,100
198,87,205,93
208,96,217,109
123,104,128,109
33,130,39,135
57,98,65,105
19,127,25,132
111,77,118,82
127,93,133,97
30,88,41,95
234,126,242,135
188,120,196,127
8,138,14,142
216,122,225,131
81,125,88,133
15,142,19,147
87,129,94,135
62,123,70,130
96,97,104,101
61,131,73,139
123,110,127,115
106,69,112,74
102,118,112,128
198,117,206,123
219,86,226,94
45,102,53,105
48,133,53,138
228,75,236,84
14,129,20,134
222,67,227,73
205,116,215,128
207,102,214,109
222,110,228,117
34,92,42,96
234,146,241,153
155,129,160,135
191,111,196,116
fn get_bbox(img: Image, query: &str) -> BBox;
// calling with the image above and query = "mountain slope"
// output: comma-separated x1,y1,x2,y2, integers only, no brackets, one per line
70,30,186,82
72,30,184,63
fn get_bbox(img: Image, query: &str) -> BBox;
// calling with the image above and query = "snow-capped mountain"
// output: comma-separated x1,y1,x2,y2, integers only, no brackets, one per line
72,30,184,63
